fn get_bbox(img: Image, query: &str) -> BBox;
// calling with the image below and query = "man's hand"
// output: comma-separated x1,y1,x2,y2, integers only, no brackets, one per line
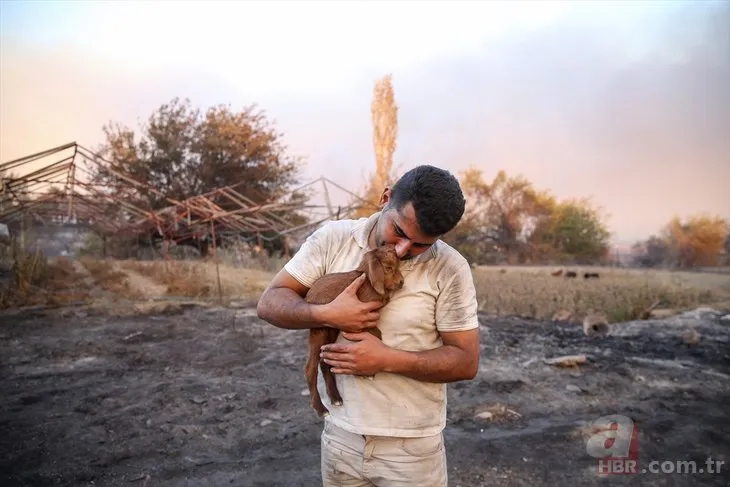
316,274,384,333
320,331,392,376
322,328,481,383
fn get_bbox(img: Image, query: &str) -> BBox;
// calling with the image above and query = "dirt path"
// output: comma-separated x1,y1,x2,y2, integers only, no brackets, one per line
0,306,728,486
72,259,108,300
114,265,168,298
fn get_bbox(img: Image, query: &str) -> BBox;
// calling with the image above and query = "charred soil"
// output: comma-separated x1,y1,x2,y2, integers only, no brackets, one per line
1,305,729,486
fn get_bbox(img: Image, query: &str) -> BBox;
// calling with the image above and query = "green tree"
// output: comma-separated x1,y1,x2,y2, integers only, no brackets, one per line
547,199,612,264
444,167,612,265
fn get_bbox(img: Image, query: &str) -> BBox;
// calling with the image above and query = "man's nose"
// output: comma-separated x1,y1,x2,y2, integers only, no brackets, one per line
395,240,412,258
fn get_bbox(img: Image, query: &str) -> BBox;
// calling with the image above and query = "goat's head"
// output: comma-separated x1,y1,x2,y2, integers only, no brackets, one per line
357,244,405,296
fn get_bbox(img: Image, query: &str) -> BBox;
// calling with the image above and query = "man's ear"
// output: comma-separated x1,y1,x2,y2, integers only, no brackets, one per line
378,187,391,209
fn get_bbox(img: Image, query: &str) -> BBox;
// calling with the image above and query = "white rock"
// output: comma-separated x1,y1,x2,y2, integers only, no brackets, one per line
679,307,720,320
521,358,538,368
260,419,273,427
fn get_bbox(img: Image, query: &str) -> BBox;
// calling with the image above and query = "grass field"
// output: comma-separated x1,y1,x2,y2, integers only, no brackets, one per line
471,265,730,322
3,253,730,322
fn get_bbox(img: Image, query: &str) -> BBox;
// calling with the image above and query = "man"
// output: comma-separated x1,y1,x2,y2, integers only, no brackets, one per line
256,164,480,486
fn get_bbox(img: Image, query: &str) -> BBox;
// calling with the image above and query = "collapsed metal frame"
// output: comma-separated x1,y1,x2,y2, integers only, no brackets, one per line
0,142,380,257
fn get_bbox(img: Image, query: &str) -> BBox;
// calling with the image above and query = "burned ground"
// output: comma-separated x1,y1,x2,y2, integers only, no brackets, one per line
1,305,729,486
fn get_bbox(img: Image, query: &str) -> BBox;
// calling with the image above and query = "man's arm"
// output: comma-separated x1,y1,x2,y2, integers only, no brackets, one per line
256,268,328,330
322,327,480,382
382,328,480,382
256,268,384,331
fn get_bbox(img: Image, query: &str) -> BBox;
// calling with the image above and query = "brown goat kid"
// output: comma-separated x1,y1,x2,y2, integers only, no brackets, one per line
304,244,405,417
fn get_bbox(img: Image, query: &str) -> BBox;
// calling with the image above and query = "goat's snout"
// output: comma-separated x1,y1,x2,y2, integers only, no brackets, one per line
395,274,405,290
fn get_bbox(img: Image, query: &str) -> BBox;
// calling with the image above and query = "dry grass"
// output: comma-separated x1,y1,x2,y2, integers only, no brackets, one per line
118,259,273,301
120,260,213,298
472,266,730,323
77,257,144,298
5,249,729,322
0,250,92,309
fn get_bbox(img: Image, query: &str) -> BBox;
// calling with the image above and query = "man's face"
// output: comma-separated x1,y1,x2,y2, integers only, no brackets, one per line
372,199,439,261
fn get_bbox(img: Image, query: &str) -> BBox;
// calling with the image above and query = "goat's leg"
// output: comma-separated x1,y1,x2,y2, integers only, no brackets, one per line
321,327,343,406
306,328,329,417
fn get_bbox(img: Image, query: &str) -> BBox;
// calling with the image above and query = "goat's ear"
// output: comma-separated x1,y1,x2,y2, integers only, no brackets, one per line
366,254,386,295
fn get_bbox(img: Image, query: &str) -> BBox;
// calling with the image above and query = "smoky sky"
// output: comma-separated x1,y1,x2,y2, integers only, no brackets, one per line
290,1,729,243
1,2,728,244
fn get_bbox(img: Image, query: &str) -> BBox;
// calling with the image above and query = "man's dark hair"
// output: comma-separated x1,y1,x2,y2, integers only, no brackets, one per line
387,165,466,237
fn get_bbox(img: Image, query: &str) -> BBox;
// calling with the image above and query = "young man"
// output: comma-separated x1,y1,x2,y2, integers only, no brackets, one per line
256,165,480,486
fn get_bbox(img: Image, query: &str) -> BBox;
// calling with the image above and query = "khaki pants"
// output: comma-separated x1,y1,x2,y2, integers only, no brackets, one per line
320,418,448,487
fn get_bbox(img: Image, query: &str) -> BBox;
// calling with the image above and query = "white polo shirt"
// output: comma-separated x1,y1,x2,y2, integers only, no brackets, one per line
284,211,479,437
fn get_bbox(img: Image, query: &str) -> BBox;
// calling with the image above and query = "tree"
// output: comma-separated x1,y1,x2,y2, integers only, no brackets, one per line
631,235,671,268
95,97,303,208
546,199,612,264
444,168,555,264
443,167,612,265
351,74,399,219
92,97,308,255
661,214,728,268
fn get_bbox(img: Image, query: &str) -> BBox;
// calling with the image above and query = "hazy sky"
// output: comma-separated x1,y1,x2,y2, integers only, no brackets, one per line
1,0,728,245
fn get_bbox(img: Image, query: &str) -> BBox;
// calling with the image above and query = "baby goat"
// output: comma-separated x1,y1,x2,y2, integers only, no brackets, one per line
304,244,404,417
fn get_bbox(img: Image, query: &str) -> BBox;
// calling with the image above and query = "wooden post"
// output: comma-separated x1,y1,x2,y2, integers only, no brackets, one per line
322,178,335,218
210,221,223,305
283,236,290,260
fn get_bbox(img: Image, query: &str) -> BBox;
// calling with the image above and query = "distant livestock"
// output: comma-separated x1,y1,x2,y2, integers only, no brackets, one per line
583,272,600,279
565,271,577,278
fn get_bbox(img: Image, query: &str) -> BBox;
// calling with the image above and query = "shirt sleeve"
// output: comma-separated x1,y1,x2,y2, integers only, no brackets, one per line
283,222,333,288
435,258,480,333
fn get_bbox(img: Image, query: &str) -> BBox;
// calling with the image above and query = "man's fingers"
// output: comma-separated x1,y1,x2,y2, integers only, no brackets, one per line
342,331,370,341
321,343,351,353
368,310,381,320
321,358,351,368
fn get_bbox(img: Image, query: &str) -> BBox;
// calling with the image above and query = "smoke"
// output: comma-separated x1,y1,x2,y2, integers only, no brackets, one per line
2,2,727,243
381,2,730,242
266,2,729,242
